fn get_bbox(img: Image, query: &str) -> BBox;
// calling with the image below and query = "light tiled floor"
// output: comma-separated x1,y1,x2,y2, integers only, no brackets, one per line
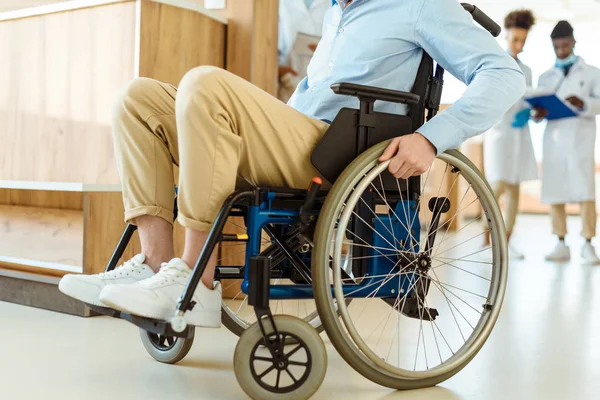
2,215,600,400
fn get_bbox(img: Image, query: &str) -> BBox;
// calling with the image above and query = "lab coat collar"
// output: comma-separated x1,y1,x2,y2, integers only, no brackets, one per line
552,56,586,75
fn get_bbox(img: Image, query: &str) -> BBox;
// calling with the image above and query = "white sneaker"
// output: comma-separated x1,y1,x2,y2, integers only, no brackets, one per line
99,258,221,328
59,254,154,306
545,242,570,262
581,242,600,265
509,245,525,260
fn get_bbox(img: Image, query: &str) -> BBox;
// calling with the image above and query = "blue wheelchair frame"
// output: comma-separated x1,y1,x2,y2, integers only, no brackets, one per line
237,189,421,300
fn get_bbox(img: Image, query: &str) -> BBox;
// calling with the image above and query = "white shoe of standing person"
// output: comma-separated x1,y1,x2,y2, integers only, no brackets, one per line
545,241,570,262
581,242,600,265
509,245,525,260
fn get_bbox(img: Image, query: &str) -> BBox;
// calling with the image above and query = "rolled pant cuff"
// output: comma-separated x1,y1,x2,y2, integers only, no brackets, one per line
125,206,175,225
177,213,213,232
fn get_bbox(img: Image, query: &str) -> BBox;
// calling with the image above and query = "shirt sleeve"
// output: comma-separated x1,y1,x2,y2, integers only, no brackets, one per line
413,0,526,154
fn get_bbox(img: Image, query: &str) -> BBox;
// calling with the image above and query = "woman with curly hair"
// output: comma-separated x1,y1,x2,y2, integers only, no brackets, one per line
484,9,536,259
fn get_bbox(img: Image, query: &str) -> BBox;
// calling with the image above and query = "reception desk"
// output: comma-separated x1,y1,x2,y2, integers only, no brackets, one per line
0,0,229,315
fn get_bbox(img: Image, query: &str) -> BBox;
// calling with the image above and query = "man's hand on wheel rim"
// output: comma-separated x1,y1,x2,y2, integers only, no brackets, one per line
379,133,437,179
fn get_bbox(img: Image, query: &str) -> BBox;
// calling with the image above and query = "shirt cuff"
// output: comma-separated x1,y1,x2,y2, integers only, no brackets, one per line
416,114,462,156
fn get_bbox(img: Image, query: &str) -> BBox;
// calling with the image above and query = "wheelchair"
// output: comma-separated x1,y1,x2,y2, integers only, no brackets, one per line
86,4,507,399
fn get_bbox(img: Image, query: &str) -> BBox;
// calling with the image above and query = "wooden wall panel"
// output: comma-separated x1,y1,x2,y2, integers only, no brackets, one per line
201,0,279,94
138,0,226,86
223,0,253,82
0,189,84,210
250,0,279,95
83,192,141,275
0,1,136,184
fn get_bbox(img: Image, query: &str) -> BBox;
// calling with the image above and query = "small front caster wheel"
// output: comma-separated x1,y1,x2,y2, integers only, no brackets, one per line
234,315,327,400
139,328,195,364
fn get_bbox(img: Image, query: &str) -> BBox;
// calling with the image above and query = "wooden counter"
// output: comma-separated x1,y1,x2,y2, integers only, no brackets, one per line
0,0,228,315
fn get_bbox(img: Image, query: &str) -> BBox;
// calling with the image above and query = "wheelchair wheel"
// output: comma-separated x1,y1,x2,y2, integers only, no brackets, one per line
312,141,508,389
234,315,327,400
139,328,195,364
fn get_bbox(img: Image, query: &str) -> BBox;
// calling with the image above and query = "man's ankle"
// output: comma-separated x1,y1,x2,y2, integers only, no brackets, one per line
145,254,173,273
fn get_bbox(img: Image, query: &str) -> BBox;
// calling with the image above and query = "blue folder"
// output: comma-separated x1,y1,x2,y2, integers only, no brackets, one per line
525,94,578,120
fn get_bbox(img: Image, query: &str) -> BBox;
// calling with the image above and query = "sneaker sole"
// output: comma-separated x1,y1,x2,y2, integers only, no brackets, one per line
58,279,106,307
100,288,221,328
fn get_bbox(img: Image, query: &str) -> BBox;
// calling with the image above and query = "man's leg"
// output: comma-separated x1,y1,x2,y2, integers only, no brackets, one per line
579,201,599,264
100,67,329,325
484,181,507,246
546,204,570,261
551,204,568,240
175,67,329,288
59,78,181,304
504,183,520,240
503,183,525,259
580,201,597,241
111,78,181,269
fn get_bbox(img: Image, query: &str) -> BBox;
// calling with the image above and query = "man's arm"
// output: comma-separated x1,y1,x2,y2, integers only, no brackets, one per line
579,67,600,117
414,0,526,154
381,0,525,179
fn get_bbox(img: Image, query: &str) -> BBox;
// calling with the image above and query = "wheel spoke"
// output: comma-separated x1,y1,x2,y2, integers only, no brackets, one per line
285,344,304,359
254,356,274,363
257,364,276,379
275,369,281,388
432,258,492,282
287,360,308,367
285,368,298,383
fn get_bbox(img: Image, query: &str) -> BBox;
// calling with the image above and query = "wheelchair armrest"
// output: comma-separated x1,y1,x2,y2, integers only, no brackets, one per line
331,82,420,105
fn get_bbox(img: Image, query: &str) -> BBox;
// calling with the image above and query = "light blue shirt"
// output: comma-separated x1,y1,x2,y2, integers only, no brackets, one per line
288,0,526,154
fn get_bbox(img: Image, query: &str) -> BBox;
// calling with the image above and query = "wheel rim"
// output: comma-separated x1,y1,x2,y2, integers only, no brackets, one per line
322,151,507,380
147,333,177,351
219,219,322,332
250,331,312,393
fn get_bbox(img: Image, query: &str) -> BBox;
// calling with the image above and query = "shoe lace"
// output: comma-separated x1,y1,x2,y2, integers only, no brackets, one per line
98,258,143,278
140,263,188,289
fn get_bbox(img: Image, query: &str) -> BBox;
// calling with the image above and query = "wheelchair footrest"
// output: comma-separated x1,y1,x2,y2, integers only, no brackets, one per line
86,303,194,339
381,297,439,321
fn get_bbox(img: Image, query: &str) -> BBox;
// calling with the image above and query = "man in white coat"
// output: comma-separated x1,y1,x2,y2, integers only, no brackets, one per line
535,21,600,264
484,10,537,260
278,0,331,102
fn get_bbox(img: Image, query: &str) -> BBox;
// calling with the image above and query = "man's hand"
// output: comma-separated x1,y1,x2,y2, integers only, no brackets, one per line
565,95,585,110
278,66,298,80
379,133,437,179
532,107,549,122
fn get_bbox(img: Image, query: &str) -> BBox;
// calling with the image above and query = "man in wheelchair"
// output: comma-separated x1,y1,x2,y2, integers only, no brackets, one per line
59,0,525,329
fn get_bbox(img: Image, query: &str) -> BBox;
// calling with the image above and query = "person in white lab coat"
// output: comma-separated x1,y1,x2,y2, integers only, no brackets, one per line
483,10,537,259
278,0,330,102
534,21,600,264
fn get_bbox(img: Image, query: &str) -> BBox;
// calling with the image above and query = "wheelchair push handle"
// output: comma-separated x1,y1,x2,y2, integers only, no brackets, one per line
461,3,501,37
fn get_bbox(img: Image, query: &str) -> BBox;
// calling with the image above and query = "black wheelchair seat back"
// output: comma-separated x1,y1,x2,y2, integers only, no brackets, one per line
311,52,436,186
310,108,413,184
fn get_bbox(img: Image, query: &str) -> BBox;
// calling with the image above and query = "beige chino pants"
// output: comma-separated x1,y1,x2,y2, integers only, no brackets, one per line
490,181,520,234
551,202,597,240
112,67,329,231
